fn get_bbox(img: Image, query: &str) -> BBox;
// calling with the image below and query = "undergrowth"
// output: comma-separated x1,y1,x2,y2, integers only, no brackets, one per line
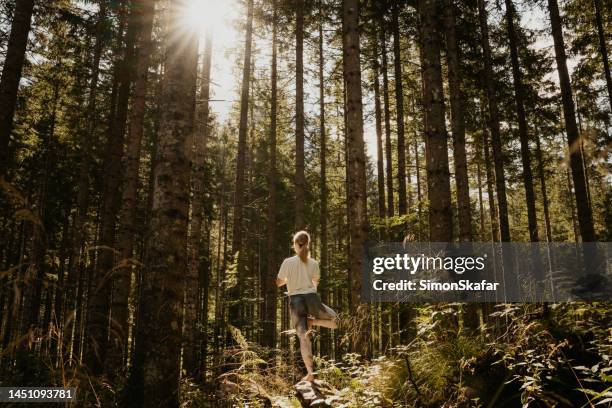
206,303,611,407
1,303,609,407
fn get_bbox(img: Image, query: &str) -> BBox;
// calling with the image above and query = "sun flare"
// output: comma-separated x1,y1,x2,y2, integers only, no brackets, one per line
179,0,236,34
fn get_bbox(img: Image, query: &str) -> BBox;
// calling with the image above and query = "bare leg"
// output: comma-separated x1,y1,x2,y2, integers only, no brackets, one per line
298,332,314,382
311,304,338,329
311,318,337,329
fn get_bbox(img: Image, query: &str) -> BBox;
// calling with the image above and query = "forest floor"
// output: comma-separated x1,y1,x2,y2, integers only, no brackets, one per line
207,303,612,408
1,303,610,407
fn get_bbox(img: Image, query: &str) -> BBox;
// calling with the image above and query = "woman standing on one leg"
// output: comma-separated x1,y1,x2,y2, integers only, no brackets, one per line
276,231,338,382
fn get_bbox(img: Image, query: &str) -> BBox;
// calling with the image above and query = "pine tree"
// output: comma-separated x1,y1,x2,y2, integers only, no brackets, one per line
418,0,453,242
0,0,35,176
547,0,596,242
130,1,199,404
443,0,472,241
342,0,369,353
230,0,254,327
263,0,278,349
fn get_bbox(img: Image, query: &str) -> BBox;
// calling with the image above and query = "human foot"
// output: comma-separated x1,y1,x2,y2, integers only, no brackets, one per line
302,373,315,383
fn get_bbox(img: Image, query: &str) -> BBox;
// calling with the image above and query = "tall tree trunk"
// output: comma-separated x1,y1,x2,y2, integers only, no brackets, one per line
318,1,330,357
230,0,254,327
481,107,499,242
418,0,453,242
392,2,407,215
566,169,580,242
380,24,394,217
64,0,107,361
477,0,511,244
342,0,369,353
535,134,553,243
263,0,278,349
295,0,306,231
504,0,546,293
373,41,386,219
443,0,472,241
131,5,199,405
52,214,71,361
27,75,61,340
504,0,539,243
183,30,212,378
107,0,156,377
547,0,596,242
0,0,35,176
87,2,138,374
413,102,423,237
478,0,520,297
593,0,612,112
476,144,486,240
198,231,211,379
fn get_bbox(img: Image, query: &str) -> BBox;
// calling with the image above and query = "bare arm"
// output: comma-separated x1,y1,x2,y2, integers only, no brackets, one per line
275,278,287,288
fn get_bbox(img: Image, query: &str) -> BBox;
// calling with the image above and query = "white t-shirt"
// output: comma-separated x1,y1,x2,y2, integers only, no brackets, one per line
277,255,320,295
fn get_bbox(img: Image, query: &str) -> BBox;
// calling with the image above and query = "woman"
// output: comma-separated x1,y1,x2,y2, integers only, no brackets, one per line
275,230,338,382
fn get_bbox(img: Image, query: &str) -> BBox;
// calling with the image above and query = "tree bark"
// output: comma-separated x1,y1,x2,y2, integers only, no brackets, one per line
295,0,306,230
64,0,107,361
566,169,580,242
342,0,369,353
477,0,511,244
392,2,407,215
418,0,453,242
263,0,278,349
132,3,199,405
380,23,394,217
0,0,35,176
27,72,61,340
230,0,254,327
504,0,539,243
480,106,499,242
318,1,330,357
373,40,386,219
413,101,423,236
87,1,138,374
535,134,553,243
182,29,212,378
443,0,472,241
547,0,596,242
476,144,486,240
593,0,612,112
107,0,156,377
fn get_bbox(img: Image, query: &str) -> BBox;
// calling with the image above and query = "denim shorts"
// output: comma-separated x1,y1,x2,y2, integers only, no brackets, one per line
289,292,337,336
